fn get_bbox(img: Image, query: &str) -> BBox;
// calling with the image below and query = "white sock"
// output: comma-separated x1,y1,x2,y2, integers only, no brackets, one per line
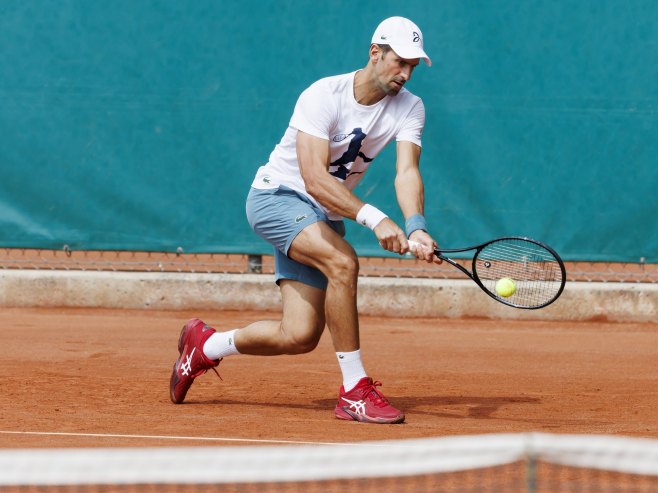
203,329,240,360
336,349,367,392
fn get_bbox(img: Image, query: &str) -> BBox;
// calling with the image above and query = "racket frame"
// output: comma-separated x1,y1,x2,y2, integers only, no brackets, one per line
426,236,566,310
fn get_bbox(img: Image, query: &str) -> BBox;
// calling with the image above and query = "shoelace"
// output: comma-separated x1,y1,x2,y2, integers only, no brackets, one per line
210,358,223,381
195,358,223,381
366,381,390,408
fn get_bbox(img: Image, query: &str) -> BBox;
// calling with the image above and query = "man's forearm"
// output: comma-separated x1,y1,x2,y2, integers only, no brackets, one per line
395,167,425,219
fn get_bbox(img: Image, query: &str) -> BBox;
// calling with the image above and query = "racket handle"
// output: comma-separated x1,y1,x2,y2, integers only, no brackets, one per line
407,240,430,252
407,240,444,264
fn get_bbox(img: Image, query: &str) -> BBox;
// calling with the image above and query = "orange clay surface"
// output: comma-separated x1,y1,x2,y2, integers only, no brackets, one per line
1,307,656,448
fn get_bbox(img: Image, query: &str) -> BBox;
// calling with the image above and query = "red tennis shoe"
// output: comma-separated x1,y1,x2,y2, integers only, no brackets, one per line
335,377,405,424
169,318,221,404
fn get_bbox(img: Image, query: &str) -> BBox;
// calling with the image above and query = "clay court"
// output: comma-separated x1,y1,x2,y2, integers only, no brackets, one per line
2,4,658,488
2,306,656,449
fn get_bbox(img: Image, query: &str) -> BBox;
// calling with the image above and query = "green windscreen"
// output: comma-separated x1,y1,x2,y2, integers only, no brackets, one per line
1,1,656,262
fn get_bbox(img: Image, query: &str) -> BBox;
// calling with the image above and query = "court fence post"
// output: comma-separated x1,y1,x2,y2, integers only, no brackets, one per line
248,254,262,274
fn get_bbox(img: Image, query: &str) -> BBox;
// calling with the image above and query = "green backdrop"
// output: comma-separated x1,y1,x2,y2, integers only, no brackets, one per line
1,0,656,262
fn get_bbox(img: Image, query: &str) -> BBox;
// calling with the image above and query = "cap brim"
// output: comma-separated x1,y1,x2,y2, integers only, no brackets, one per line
389,44,432,66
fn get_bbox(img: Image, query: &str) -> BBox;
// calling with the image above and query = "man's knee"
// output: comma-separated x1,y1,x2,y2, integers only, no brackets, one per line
326,250,359,282
281,324,323,354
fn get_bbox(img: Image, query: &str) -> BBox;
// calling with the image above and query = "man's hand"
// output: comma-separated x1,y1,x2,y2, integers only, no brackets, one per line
373,218,408,253
408,230,442,264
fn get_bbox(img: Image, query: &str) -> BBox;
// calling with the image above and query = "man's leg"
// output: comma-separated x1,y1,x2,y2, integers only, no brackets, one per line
170,279,326,404
203,222,355,359
206,221,352,357
231,279,326,355
287,221,405,424
287,221,360,352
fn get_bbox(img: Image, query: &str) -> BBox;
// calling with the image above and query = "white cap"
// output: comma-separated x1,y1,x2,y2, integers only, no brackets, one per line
371,16,431,66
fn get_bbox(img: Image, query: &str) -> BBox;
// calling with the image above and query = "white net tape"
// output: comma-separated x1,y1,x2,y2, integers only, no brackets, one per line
1,433,656,487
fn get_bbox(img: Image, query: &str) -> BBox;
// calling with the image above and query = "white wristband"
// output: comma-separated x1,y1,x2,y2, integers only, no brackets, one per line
356,204,388,231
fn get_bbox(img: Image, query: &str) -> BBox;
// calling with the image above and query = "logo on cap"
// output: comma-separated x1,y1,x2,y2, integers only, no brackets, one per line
412,31,420,43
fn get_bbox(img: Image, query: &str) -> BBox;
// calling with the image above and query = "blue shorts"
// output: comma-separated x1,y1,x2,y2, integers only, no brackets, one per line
246,186,345,289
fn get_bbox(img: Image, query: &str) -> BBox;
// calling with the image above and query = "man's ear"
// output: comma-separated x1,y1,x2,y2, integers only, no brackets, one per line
369,44,382,64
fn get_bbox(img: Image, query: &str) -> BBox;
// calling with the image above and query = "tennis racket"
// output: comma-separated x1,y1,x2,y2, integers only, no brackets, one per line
408,236,566,309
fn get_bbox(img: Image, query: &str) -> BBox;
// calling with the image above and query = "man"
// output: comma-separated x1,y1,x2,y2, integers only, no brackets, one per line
170,16,439,424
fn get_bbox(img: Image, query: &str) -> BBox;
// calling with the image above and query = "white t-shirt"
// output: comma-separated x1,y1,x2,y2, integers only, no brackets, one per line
251,70,425,220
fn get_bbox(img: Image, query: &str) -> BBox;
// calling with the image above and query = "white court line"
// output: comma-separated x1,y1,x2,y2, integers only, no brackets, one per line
0,430,352,447
0,430,460,450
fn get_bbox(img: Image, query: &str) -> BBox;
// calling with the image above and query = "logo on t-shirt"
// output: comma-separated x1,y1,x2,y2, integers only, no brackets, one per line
332,133,351,142
329,128,373,181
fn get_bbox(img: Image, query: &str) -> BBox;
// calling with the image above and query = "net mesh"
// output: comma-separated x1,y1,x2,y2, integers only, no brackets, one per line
1,434,657,493
0,465,523,493
534,462,658,493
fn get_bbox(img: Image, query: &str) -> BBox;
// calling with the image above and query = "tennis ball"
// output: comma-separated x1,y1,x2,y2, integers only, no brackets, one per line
495,277,517,298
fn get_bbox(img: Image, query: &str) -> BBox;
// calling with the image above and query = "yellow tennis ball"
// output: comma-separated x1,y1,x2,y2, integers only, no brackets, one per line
495,277,517,297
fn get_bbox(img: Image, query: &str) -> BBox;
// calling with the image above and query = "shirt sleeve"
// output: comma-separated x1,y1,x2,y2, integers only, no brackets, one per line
289,81,336,140
396,98,425,147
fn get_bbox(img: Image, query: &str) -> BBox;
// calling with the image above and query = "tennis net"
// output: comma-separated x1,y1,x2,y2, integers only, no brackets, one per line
1,433,657,492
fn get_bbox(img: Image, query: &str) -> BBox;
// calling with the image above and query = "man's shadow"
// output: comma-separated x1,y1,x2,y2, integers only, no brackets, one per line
191,394,540,421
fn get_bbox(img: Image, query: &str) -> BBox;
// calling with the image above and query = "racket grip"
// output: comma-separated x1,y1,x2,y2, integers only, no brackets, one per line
407,240,431,253
407,240,422,249
407,240,443,264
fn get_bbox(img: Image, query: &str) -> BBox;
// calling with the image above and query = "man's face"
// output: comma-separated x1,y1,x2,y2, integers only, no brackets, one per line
373,47,420,96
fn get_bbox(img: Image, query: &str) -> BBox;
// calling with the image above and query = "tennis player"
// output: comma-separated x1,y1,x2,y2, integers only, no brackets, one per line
170,16,439,424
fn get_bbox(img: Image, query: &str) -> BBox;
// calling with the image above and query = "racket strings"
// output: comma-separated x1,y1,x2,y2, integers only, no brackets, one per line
474,239,564,308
